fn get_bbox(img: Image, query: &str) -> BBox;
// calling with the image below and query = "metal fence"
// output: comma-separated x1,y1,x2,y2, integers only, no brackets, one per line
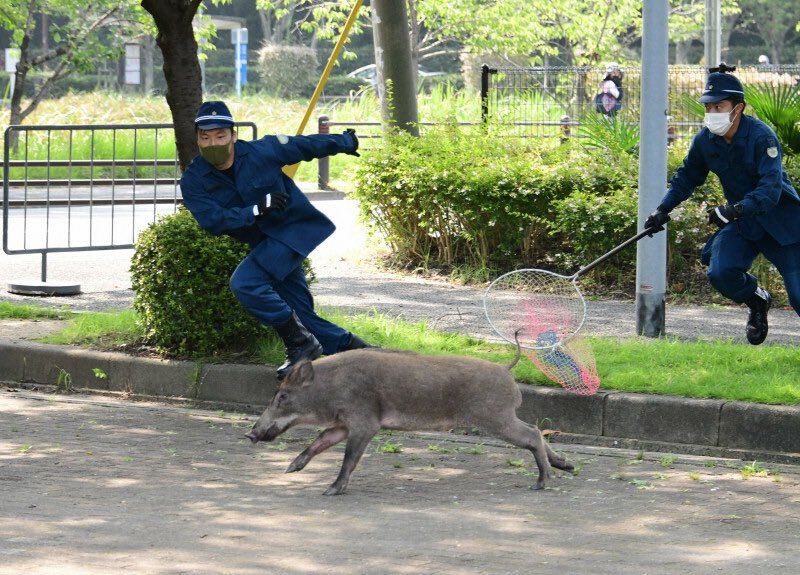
2,122,257,281
480,64,800,141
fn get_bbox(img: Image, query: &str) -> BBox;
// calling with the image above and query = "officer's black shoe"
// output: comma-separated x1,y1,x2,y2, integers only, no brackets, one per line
340,333,377,352
745,287,772,346
275,312,323,380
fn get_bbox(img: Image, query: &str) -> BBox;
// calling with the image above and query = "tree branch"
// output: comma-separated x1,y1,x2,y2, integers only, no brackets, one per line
18,58,73,123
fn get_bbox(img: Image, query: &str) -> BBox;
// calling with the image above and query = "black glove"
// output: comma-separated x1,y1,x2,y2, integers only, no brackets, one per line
644,206,670,235
256,190,289,218
343,128,360,157
707,203,742,229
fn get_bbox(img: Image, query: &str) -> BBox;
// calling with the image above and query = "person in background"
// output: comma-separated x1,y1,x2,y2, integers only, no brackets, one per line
645,64,800,345
594,62,624,116
181,101,373,379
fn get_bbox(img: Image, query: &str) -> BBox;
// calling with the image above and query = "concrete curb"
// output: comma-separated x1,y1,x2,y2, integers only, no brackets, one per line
2,340,799,464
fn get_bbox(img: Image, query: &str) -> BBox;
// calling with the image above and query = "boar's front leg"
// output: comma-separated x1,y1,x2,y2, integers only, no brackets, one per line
323,424,380,496
287,426,349,473
486,417,553,490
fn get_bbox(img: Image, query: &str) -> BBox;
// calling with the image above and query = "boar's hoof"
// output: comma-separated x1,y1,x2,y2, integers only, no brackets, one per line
323,484,347,496
286,455,309,473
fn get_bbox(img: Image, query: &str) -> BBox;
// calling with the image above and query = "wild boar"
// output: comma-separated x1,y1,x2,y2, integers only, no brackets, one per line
245,348,573,495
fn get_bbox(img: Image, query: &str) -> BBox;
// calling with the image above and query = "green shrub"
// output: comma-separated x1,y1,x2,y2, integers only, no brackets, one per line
130,208,262,356
354,125,648,275
354,126,725,296
550,185,639,283
323,75,371,97
256,43,318,98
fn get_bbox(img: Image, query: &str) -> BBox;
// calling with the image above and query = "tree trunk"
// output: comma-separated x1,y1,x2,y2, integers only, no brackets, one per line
371,0,419,136
141,0,204,172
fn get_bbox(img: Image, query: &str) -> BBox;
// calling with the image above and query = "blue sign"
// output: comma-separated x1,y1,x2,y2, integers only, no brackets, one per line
238,43,247,85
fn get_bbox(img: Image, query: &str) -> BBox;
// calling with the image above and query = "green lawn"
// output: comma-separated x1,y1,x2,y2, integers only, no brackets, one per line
3,302,796,406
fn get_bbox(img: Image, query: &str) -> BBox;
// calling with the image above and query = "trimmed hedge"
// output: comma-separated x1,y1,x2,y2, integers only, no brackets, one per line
130,208,262,356
352,126,728,295
256,43,318,98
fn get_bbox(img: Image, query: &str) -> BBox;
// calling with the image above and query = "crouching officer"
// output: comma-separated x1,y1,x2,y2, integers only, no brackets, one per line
181,101,373,378
645,65,800,345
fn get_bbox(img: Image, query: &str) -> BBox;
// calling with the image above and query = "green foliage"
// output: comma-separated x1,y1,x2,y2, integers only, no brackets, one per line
353,124,792,302
354,126,718,294
130,208,262,356
354,125,587,272
256,43,319,98
577,113,641,156
550,186,638,284
745,83,800,156
680,92,705,122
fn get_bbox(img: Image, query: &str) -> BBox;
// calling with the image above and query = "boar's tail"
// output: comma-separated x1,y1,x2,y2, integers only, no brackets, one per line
506,329,523,370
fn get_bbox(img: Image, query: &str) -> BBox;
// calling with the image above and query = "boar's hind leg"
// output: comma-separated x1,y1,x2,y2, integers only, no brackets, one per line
490,418,553,490
323,426,379,496
522,421,574,472
287,426,349,473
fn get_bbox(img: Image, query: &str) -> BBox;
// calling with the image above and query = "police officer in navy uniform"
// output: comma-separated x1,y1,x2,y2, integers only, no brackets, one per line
646,65,800,345
181,101,372,378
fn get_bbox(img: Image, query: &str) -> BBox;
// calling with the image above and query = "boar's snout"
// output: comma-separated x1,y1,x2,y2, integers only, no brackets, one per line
244,422,282,444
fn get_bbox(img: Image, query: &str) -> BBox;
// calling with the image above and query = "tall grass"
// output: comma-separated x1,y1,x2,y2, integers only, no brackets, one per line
2,88,484,186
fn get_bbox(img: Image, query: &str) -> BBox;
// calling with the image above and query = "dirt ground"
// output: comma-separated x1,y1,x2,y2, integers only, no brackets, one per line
2,387,800,575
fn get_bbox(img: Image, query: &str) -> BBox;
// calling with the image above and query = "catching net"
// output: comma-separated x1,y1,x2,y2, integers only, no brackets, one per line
483,225,664,395
484,269,600,395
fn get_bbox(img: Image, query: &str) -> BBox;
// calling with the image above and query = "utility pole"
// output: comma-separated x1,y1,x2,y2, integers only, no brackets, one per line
704,0,722,66
636,0,669,337
371,0,419,136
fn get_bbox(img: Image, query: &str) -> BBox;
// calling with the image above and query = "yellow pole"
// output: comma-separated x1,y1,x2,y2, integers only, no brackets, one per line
283,0,364,178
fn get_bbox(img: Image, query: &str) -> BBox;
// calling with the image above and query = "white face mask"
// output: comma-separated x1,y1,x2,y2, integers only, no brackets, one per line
704,107,739,136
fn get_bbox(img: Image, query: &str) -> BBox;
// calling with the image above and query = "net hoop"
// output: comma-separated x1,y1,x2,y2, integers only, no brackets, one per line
483,268,588,350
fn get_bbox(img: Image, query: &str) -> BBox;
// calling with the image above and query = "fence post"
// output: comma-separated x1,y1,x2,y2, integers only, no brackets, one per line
560,115,571,144
480,64,490,126
317,115,330,190
667,124,676,146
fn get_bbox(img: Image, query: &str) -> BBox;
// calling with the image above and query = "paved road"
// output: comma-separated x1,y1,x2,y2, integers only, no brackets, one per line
2,389,799,575
2,197,800,574
2,198,798,345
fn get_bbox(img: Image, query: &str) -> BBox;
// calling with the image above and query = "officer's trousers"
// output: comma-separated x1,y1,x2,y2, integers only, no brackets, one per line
228,240,351,355
706,225,800,315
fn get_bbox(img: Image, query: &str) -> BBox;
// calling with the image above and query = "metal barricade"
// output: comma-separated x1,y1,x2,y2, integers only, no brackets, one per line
2,122,256,281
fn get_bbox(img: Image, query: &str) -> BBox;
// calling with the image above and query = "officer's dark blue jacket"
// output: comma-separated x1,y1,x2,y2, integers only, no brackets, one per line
181,132,356,261
661,115,800,246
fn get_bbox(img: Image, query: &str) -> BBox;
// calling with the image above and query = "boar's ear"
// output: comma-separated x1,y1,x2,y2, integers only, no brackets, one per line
292,359,315,386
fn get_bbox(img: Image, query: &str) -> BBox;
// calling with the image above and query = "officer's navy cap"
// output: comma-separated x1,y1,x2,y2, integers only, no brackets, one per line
700,72,745,103
195,101,234,130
